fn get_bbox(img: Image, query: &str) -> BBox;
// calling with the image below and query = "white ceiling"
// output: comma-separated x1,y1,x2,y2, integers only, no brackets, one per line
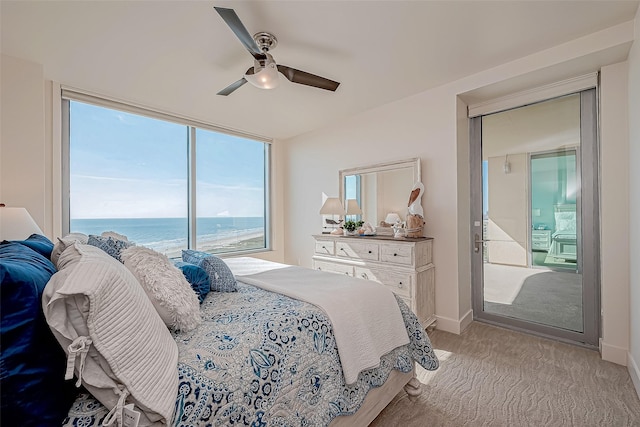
1,1,638,140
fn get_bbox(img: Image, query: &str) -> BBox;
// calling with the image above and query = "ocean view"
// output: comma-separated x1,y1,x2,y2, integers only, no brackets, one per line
71,217,265,257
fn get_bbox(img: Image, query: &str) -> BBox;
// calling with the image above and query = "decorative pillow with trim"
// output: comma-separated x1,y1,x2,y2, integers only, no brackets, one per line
182,249,237,292
121,246,201,332
42,243,178,426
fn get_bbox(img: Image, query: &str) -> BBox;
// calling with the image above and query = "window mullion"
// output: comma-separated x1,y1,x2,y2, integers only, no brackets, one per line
188,126,197,249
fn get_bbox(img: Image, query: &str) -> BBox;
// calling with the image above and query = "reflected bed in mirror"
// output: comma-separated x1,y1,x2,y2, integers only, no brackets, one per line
339,158,421,228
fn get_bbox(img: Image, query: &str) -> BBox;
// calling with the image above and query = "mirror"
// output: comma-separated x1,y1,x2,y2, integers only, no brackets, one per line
339,158,421,225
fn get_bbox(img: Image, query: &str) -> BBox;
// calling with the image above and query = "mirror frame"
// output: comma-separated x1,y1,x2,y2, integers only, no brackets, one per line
339,157,421,209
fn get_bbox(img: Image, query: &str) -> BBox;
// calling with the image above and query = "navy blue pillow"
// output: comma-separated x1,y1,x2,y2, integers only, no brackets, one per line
9,233,55,259
174,261,211,303
0,241,78,426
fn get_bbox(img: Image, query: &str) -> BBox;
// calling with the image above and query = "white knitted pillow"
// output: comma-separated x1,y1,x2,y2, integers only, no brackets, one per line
121,246,202,332
42,243,178,426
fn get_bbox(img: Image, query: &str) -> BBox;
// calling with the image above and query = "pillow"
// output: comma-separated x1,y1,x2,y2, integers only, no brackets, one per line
10,233,55,259
87,234,133,262
0,241,78,427
174,261,211,303
51,233,88,267
42,243,178,426
182,249,238,292
121,246,201,332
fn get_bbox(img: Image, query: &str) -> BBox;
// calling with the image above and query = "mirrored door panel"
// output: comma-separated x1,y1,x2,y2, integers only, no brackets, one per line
471,90,599,346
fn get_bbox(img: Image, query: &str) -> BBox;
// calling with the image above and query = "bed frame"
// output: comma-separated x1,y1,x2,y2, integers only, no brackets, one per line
330,367,421,425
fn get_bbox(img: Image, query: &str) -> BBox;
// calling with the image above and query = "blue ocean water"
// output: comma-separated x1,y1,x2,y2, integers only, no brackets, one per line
71,217,264,249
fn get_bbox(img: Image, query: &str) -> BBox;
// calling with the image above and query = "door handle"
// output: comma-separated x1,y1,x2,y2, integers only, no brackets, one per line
474,233,488,253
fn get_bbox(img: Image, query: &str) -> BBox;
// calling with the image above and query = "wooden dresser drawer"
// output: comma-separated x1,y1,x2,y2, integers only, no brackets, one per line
315,240,335,256
313,260,353,276
380,244,413,266
354,267,412,299
336,241,379,261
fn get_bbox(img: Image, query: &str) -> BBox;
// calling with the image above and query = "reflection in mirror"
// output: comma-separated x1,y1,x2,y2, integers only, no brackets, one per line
339,158,421,226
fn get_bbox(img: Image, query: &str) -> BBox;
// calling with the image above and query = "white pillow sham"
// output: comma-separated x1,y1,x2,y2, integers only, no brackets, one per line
42,243,178,426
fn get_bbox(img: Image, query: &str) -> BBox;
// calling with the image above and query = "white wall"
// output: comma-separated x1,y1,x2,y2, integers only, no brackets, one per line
284,21,635,356
600,61,631,365
0,55,47,232
627,4,640,398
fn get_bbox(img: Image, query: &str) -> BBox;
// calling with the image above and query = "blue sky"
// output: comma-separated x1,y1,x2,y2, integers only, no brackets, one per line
70,102,265,219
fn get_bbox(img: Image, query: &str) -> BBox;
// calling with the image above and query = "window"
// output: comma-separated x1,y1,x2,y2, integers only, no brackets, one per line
62,94,270,258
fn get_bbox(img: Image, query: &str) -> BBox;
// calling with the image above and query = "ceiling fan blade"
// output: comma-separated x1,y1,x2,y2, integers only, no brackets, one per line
217,77,248,96
214,7,265,60
277,65,340,92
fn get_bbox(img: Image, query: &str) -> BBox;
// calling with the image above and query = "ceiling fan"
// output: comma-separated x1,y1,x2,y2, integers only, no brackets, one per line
214,6,340,96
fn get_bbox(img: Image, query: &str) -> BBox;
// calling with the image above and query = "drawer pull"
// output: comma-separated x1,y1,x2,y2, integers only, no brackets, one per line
394,253,398,256
398,282,403,288
322,245,326,249
368,250,372,254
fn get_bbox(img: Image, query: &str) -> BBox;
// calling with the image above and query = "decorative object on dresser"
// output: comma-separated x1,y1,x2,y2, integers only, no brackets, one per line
319,197,345,234
406,181,425,238
312,234,436,329
342,220,364,236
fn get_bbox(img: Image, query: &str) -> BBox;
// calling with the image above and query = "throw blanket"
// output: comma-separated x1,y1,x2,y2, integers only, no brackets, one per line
236,265,410,384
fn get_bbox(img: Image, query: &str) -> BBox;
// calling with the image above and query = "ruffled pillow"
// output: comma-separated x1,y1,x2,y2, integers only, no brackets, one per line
121,246,201,332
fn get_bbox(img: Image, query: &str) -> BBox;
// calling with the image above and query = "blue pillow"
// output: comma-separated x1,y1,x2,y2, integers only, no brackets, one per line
87,234,133,262
173,261,210,303
10,233,54,259
0,241,79,426
182,249,237,292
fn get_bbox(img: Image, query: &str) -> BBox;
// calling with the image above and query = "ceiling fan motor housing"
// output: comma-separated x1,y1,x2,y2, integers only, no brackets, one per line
253,32,277,52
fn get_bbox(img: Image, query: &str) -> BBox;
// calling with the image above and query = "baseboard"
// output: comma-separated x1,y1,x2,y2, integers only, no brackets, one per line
629,352,640,400
601,341,628,366
435,309,473,335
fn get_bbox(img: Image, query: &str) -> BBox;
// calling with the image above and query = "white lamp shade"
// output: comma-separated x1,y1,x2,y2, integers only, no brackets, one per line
319,198,345,215
384,212,402,224
345,199,362,215
0,207,43,240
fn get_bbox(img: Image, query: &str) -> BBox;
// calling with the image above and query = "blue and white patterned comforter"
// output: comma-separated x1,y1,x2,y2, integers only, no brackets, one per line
63,282,438,427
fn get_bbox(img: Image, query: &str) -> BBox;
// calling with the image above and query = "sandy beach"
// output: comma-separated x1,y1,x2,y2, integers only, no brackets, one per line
153,229,265,259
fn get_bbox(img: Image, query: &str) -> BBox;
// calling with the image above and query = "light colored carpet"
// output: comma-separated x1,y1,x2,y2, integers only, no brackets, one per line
371,322,640,426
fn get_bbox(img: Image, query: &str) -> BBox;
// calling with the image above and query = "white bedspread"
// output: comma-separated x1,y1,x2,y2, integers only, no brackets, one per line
229,258,409,385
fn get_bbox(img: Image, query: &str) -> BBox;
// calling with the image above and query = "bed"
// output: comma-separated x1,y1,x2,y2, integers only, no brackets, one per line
1,234,439,427
547,204,577,263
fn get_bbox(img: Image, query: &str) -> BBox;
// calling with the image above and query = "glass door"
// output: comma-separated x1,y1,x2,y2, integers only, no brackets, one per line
471,90,599,346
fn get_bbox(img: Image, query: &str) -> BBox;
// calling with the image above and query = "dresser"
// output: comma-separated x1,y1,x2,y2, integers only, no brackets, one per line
312,234,436,329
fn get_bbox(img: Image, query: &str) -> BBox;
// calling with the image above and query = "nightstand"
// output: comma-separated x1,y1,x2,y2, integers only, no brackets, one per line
531,229,551,251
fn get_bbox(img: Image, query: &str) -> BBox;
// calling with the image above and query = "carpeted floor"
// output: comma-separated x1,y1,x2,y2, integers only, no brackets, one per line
484,269,583,331
371,322,640,426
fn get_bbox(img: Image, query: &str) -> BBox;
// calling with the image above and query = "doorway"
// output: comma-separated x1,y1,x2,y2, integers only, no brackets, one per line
470,89,600,347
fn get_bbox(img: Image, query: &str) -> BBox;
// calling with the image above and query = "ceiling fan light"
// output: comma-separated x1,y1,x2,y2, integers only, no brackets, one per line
245,63,280,90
